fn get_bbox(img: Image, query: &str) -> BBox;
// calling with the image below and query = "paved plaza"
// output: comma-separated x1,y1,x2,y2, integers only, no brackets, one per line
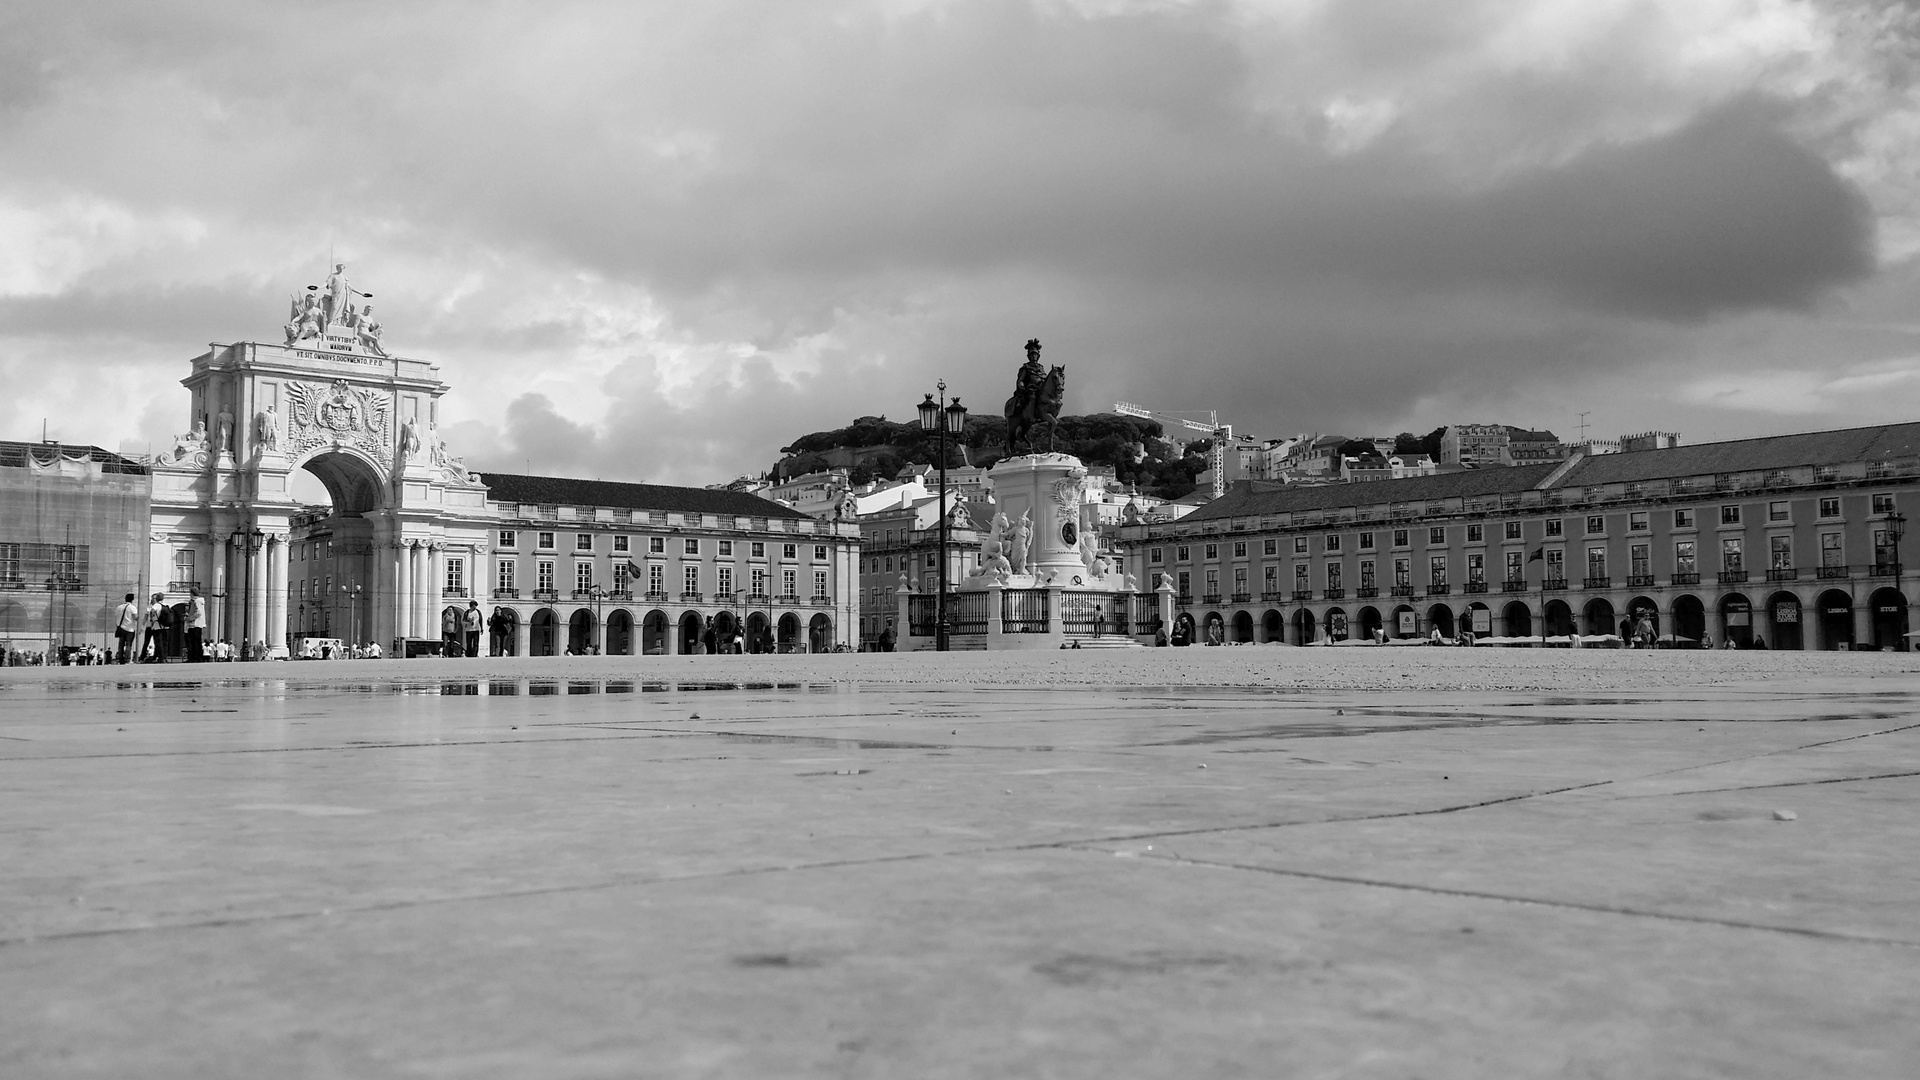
3,649,1919,1078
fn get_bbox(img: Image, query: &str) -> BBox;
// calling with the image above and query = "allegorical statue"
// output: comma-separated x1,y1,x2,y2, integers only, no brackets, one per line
356,305,388,356
255,404,279,453
399,416,422,463
1003,337,1065,456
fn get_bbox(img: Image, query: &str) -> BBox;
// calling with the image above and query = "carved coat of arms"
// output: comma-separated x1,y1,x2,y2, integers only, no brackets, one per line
285,379,392,463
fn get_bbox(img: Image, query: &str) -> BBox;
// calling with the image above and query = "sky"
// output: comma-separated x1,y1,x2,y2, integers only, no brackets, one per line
3,0,1919,491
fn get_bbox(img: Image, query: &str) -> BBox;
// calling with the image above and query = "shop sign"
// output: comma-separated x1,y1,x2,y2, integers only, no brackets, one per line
1398,611,1417,635
1775,604,1799,624
1472,609,1492,633
1726,612,1750,626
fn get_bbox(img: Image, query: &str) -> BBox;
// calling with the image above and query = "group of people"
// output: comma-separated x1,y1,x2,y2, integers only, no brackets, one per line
441,600,485,657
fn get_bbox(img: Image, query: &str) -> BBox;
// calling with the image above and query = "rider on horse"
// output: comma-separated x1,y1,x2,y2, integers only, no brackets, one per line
1013,338,1045,414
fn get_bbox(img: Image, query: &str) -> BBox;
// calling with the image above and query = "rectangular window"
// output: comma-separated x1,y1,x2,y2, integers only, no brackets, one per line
1585,515,1604,534
1873,493,1896,514
537,560,555,592
497,560,516,592
783,543,797,560
1263,565,1278,591
1358,531,1375,550
1674,508,1694,529
1294,564,1309,589
814,545,828,561
752,567,768,596
1819,497,1841,519
1720,505,1741,525
717,565,733,596
1325,534,1342,552
1204,543,1219,560
1544,549,1564,578
576,563,594,592
684,564,700,594
1467,553,1484,583
1233,541,1247,558
1428,527,1445,545
1675,540,1696,574
1263,539,1278,556
537,531,555,549
1466,524,1483,543
814,569,828,597
612,535,629,553
1505,550,1523,581
575,533,593,552
1359,560,1375,588
1393,529,1409,547
1293,536,1308,555
1821,532,1843,568
1393,558,1410,587
171,549,195,586
782,569,797,596
1150,548,1164,564
497,530,517,549
1629,511,1648,532
445,558,465,593
1875,528,1897,568
649,536,664,554
1429,555,1447,586
719,540,733,556
1768,501,1790,523
1630,544,1649,577
1545,519,1563,537
1325,563,1341,590
1204,569,1218,596
1235,567,1248,593
1770,535,1792,569
1504,521,1522,541
1722,537,1743,571
1177,571,1190,597
1587,546,1606,578
684,538,699,555
1176,545,1191,562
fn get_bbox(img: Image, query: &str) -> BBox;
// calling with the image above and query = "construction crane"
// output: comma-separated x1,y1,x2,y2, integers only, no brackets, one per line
1113,402,1251,498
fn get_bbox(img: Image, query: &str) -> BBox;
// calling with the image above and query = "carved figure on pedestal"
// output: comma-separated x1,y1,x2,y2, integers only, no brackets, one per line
322,263,349,329
255,404,280,453
399,417,422,463
216,409,234,455
1008,511,1033,575
356,306,388,356
1003,338,1066,456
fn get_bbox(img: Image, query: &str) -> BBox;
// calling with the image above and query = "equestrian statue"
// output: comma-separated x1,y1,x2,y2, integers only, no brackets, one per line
1004,337,1065,456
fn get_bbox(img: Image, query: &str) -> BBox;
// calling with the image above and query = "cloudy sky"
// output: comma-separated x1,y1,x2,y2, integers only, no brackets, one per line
3,0,1918,489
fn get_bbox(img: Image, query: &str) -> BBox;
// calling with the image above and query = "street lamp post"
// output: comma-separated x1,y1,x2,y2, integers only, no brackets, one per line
340,582,362,647
917,383,969,652
591,585,606,654
232,527,265,660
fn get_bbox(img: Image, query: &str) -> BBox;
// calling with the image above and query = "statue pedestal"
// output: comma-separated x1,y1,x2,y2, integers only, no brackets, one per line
988,453,1085,585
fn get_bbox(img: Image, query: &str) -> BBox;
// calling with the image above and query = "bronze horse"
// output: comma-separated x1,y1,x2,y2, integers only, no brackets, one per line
1004,364,1065,456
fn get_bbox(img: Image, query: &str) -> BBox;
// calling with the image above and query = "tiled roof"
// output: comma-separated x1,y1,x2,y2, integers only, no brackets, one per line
1558,422,1920,486
1184,464,1559,521
473,472,814,520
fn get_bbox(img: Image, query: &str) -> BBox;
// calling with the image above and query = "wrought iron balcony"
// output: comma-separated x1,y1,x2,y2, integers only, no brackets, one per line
1464,580,1488,593
443,587,469,598
1626,574,1655,588
1355,586,1379,598
810,594,833,606
1671,572,1701,585
1765,567,1799,582
1391,584,1415,597
1502,579,1527,592
776,593,800,603
1260,590,1287,602
644,591,670,602
1323,588,1345,600
1543,578,1568,591
1201,593,1223,604
1717,570,1748,584
607,590,634,600
1175,595,1193,606
680,591,703,602
1870,563,1902,577
532,589,559,602
167,579,199,591
1292,589,1314,601
1582,576,1610,589
492,587,520,599
1815,565,1848,579
1428,582,1450,595
1230,592,1252,603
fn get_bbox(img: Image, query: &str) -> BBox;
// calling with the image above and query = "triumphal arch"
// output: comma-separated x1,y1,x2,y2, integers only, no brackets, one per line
148,264,490,656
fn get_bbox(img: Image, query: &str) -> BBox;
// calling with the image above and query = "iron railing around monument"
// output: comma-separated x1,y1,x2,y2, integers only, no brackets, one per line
907,594,938,637
947,591,990,636
1002,588,1050,634
1061,593,1111,636
1131,593,1162,636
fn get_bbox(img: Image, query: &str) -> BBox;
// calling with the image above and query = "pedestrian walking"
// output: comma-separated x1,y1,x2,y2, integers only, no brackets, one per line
113,593,140,664
141,593,167,662
186,586,207,662
463,600,482,658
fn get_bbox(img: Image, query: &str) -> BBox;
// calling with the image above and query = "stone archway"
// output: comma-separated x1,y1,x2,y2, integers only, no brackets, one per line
1870,588,1907,651
1816,589,1853,650
1230,610,1255,643
808,612,833,653
1356,606,1382,642
1543,599,1575,638
1626,597,1659,648
1262,609,1284,643
1390,604,1416,639
529,608,558,656
1501,600,1532,639
606,609,634,655
1670,595,1706,646
1582,597,1616,639
567,609,595,654
679,611,705,654
1465,602,1490,639
745,611,771,653
777,612,802,653
1291,607,1316,644
1426,604,1454,639
1766,592,1802,651
1202,610,1225,645
644,610,672,655
1324,607,1348,641
1719,593,1754,647
491,606,519,656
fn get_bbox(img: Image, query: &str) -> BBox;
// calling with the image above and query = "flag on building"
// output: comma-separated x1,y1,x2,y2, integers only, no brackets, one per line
626,560,644,580
1526,547,1544,563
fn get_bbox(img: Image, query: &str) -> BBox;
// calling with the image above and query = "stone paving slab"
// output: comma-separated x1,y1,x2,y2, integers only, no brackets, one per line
2,651,1918,1078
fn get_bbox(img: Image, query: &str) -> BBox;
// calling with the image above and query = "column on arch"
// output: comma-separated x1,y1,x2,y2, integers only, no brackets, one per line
212,538,231,643
248,538,269,652
396,539,413,640
514,608,531,656
413,543,432,643
266,535,289,652
429,543,446,640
